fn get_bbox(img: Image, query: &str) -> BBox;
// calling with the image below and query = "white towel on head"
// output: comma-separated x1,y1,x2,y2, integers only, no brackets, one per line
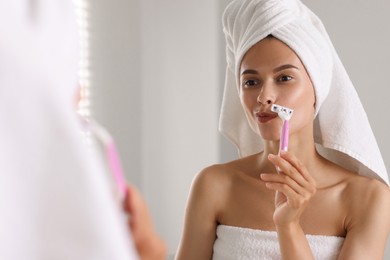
219,0,389,185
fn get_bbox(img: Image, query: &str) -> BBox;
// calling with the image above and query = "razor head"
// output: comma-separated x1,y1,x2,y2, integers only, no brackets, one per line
271,104,294,120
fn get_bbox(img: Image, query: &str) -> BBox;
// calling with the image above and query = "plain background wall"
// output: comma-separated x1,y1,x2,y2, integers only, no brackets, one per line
88,0,220,256
87,0,390,257
138,0,220,256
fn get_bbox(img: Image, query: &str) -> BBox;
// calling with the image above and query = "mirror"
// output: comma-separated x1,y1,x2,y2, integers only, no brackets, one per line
83,0,390,257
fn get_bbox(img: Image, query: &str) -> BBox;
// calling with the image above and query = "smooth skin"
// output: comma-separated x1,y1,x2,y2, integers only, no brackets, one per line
175,37,390,259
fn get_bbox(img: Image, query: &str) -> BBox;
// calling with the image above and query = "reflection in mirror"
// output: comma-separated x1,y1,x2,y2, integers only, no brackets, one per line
85,0,390,258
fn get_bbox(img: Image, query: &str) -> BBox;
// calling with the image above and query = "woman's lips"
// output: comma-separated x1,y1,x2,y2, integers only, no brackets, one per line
256,112,278,123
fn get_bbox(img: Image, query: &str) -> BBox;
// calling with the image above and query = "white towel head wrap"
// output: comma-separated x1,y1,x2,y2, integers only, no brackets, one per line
219,0,389,185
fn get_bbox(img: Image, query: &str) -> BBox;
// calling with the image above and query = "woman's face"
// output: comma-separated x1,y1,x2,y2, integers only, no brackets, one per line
239,37,315,141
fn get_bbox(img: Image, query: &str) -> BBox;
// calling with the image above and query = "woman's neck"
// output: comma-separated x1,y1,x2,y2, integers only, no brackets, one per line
258,124,326,180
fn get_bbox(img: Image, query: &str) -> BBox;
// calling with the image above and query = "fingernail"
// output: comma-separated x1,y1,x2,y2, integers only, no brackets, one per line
268,154,276,159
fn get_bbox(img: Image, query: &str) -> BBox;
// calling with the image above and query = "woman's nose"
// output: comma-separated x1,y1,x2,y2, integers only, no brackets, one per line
257,97,272,104
256,86,274,105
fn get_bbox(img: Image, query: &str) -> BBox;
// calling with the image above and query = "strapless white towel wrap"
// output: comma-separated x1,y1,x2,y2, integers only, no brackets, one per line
213,225,344,260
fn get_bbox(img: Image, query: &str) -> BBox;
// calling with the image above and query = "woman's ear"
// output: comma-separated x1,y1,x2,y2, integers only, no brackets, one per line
313,93,317,110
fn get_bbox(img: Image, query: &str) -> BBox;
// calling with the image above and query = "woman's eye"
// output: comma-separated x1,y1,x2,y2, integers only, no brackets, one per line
243,79,258,88
278,75,293,82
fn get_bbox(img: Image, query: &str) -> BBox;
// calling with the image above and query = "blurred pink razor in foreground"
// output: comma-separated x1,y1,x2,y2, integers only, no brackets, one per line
81,118,127,200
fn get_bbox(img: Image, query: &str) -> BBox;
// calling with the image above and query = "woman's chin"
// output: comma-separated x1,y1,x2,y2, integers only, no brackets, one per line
257,129,280,141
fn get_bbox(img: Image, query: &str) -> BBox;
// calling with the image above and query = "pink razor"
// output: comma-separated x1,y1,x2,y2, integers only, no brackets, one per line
271,104,294,154
81,118,127,200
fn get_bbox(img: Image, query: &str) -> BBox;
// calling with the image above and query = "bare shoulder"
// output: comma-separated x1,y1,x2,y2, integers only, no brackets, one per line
190,155,258,202
176,160,249,259
343,174,390,205
191,158,247,196
192,163,232,187
342,173,390,228
333,172,390,257
183,158,249,227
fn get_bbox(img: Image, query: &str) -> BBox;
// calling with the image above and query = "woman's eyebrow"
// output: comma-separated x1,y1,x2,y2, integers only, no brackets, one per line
241,69,258,75
241,64,299,76
273,64,299,73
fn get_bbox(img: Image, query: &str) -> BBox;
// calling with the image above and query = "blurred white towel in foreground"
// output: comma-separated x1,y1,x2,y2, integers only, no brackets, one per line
0,1,138,259
213,225,344,260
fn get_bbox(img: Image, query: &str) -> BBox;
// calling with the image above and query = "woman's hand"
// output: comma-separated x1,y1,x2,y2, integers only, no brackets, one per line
260,151,317,227
123,185,167,260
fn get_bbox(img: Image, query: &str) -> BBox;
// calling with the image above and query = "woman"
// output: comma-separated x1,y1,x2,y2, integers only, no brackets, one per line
175,0,390,259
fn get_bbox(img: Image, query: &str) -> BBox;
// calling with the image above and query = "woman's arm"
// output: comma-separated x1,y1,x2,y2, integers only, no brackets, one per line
261,152,317,259
175,166,224,260
337,179,390,260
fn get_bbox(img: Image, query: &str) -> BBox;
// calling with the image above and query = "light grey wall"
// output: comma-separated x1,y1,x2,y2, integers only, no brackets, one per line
88,0,220,255
88,0,143,187
138,0,220,255
88,0,390,257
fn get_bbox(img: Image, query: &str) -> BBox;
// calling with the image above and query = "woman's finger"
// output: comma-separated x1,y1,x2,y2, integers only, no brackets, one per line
267,153,316,196
268,153,316,191
278,151,316,186
261,173,313,198
268,154,308,186
264,181,305,206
